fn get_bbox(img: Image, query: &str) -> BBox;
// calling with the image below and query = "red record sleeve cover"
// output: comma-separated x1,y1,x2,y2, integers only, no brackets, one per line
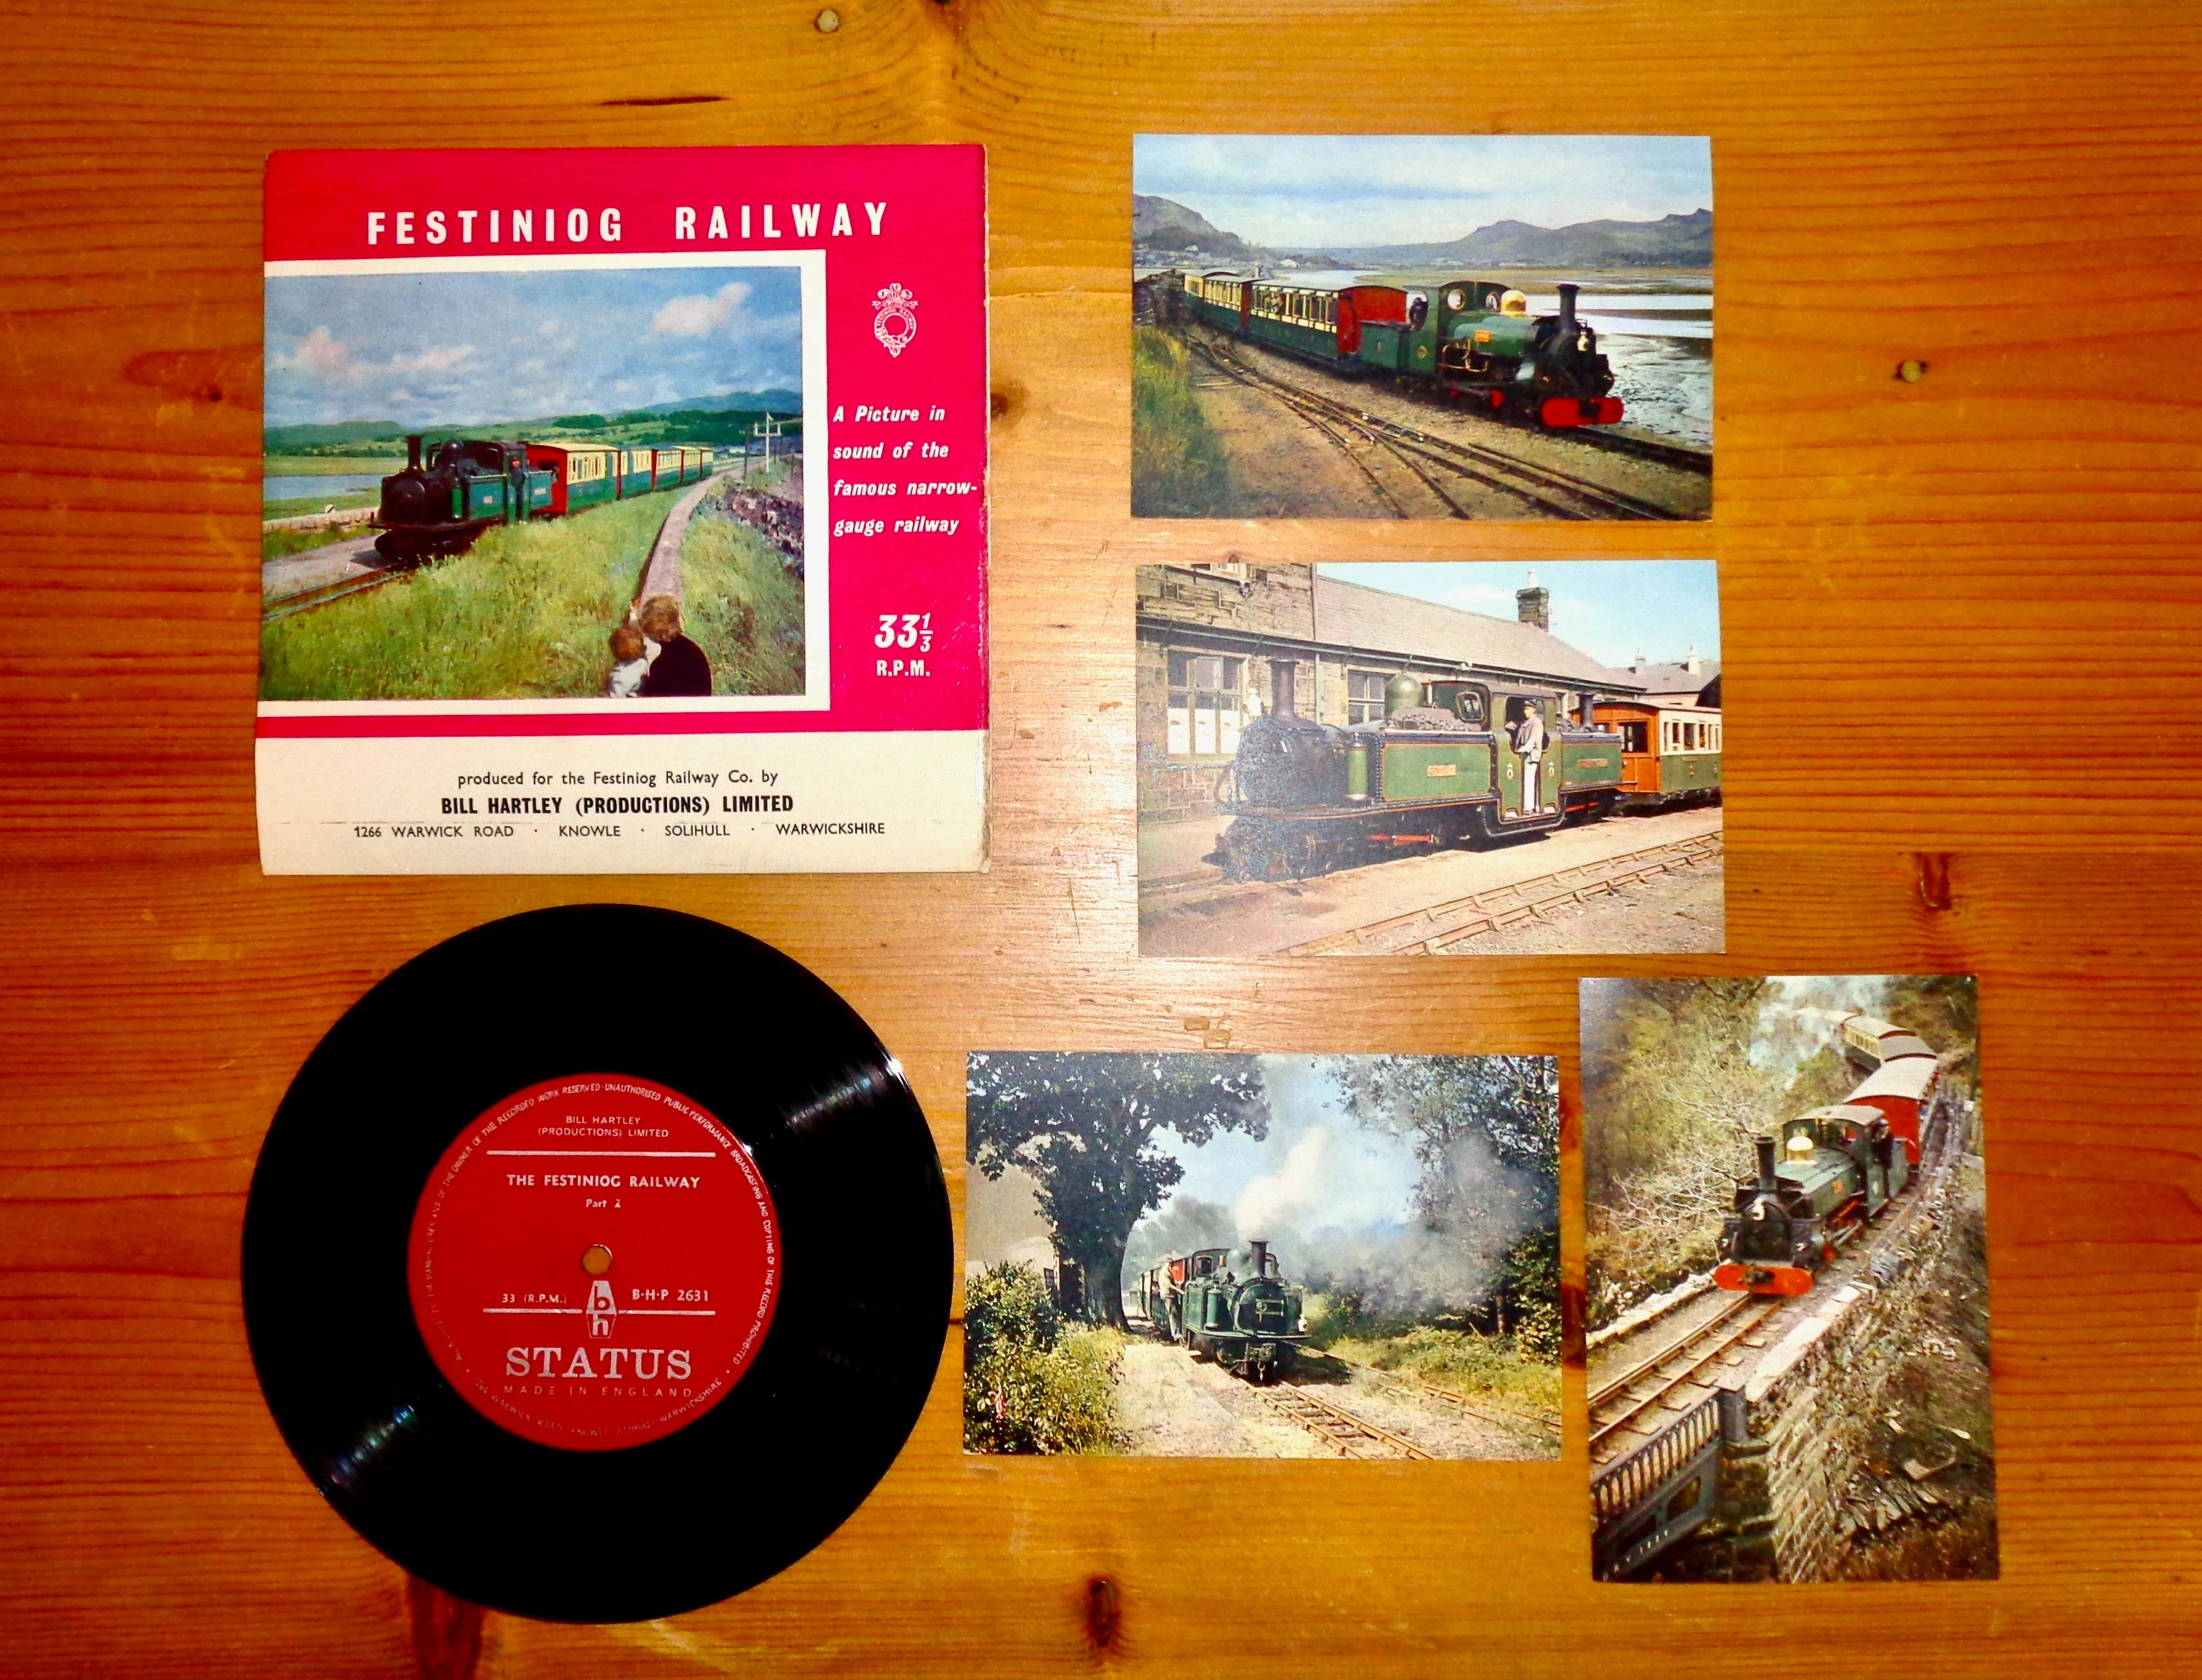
257,147,987,873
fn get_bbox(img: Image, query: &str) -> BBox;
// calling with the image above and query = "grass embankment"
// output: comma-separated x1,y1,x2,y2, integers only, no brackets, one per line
1130,326,1232,516
962,1262,1123,1455
678,502,804,696
260,490,678,700
1305,1307,1561,1419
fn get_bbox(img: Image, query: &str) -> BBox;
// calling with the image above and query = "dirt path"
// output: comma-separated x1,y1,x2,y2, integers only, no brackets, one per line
1114,1340,1550,1459
634,467,739,603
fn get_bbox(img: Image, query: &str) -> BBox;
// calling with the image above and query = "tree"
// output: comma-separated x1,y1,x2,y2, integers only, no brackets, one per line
966,1054,1267,1326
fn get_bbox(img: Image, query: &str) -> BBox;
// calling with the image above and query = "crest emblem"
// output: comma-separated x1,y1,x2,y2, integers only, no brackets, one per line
872,283,918,357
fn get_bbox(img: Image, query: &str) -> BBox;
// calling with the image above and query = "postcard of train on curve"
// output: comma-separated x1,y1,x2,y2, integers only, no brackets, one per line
1580,976,1995,1583
1131,134,1712,521
257,147,988,875
962,1051,1561,1461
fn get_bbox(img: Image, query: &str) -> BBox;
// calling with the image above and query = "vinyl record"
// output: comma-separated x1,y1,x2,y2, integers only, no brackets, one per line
242,905,950,1623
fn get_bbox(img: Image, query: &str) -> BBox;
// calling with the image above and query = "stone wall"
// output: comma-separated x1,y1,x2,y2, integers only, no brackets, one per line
1698,1143,1975,1581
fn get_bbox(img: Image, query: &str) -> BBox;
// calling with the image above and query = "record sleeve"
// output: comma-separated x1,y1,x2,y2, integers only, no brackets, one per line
257,146,988,873
241,906,952,1621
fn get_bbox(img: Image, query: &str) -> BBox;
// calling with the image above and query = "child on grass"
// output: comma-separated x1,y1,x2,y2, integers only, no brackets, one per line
605,622,649,698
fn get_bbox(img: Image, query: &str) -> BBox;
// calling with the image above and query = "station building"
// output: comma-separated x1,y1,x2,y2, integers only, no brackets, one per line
1136,562,1651,822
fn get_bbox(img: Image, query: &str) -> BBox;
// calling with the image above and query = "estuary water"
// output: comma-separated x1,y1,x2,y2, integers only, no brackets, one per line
264,472,383,508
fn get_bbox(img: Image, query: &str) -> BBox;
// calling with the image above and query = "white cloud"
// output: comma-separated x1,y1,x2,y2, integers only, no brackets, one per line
289,326,349,375
650,281,752,337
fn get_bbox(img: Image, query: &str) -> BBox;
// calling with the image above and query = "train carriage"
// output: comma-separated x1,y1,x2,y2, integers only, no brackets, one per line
1598,699,1723,808
1846,1055,1940,1164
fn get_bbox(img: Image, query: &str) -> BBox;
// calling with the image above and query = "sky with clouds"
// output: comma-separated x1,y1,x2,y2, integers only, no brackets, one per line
1149,1056,1420,1243
1134,134,1712,247
1317,560,1720,670
264,266,803,429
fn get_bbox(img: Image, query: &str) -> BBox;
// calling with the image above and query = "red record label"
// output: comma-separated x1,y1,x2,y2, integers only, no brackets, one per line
408,1074,780,1450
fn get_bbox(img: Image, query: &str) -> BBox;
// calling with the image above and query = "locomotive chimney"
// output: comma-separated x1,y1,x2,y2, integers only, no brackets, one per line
1558,282,1580,336
1250,1239,1270,1278
1755,1135,1778,1190
405,434,423,472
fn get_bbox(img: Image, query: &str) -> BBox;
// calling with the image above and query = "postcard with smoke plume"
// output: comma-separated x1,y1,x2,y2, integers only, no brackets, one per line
962,1052,1560,1460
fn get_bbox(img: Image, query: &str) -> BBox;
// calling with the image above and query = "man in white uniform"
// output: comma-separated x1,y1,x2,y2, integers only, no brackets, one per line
1513,703,1548,814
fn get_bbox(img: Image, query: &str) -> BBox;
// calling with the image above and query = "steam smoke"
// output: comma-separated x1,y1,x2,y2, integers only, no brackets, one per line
1121,1129,1548,1320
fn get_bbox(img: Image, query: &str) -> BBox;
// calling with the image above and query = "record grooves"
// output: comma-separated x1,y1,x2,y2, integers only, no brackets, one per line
242,905,951,1623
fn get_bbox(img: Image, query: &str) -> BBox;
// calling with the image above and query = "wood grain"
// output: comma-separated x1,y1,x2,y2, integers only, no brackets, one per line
5,0,2202,1673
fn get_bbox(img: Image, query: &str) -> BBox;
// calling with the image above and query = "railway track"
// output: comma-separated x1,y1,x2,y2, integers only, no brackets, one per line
1264,1382,1436,1461
1588,1293,1782,1450
1279,830,1722,956
260,562,413,623
1193,339,1687,521
1561,427,1713,475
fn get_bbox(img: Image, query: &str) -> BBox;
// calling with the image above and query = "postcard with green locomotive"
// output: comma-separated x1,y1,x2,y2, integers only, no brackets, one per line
1132,134,1712,521
1581,976,1994,1583
1137,559,1723,959
962,1052,1560,1461
261,261,815,705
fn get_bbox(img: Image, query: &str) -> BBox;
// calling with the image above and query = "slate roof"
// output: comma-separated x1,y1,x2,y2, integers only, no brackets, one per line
1311,575,1642,693
1623,657,1721,700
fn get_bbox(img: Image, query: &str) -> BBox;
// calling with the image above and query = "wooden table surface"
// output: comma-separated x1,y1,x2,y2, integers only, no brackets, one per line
5,2,2201,1674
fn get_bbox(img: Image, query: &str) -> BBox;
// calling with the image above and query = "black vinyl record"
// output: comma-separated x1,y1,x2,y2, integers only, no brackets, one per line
242,905,950,1622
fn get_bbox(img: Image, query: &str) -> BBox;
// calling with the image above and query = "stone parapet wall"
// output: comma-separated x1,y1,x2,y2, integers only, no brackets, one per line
1721,1144,1971,1580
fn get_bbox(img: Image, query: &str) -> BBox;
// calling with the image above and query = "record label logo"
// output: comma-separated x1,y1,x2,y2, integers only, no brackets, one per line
408,1073,779,1450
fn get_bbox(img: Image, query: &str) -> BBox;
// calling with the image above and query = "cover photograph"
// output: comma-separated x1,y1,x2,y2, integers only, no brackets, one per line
257,146,987,873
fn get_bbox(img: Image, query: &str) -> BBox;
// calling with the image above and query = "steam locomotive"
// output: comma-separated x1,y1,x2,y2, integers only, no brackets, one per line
372,433,713,561
1135,1241,1307,1383
1714,1015,1943,1297
1210,673,1630,881
1175,271,1621,428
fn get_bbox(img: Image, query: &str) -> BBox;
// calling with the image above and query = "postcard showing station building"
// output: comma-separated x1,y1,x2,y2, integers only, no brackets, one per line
1136,559,1723,959
1580,977,1994,1583
1131,134,1711,521
962,1053,1560,1461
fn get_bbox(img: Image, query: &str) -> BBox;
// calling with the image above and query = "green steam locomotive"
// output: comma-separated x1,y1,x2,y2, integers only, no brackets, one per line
1211,673,1627,881
1135,1241,1307,1383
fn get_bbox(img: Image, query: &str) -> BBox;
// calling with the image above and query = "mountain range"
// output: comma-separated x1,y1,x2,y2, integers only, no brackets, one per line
265,390,802,451
1134,195,1712,270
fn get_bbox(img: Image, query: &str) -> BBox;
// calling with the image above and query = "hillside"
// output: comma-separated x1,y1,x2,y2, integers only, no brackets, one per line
1133,200,1713,271
265,390,803,455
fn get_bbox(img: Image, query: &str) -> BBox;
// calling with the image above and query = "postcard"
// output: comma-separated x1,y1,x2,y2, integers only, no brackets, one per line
1581,977,1994,1581
963,1052,1561,1461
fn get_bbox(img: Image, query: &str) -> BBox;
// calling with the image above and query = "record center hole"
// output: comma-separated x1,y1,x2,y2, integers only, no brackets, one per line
581,1244,614,1277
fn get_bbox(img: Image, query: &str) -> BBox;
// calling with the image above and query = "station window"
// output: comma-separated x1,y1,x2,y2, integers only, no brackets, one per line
1167,652,1244,757
1347,670,1390,726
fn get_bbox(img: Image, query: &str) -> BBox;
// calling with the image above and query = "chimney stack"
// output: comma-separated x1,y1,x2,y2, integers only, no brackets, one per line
1516,569,1550,632
1685,646,1701,676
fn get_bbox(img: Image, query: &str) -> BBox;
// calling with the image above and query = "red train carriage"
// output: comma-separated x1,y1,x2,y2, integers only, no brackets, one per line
1844,1055,1939,1165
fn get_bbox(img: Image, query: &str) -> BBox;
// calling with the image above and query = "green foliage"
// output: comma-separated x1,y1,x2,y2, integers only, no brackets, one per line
1580,979,1781,1324
1130,327,1232,515
962,1263,1123,1455
966,1054,1268,1326
259,491,670,700
1781,1042,1857,1113
678,504,805,696
1328,1054,1559,1228
1316,1322,1561,1415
